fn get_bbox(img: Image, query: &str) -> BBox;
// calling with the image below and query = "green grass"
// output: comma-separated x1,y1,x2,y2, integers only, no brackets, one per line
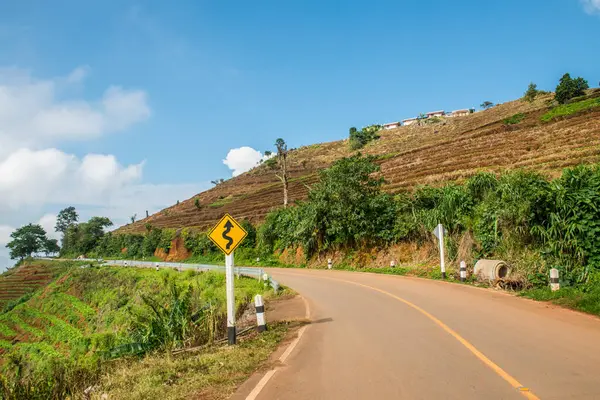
0,261,282,399
520,286,600,316
209,195,237,208
94,322,290,400
503,113,526,125
541,97,600,122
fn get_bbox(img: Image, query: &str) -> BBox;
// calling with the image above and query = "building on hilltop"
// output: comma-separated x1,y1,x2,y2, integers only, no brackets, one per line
450,109,471,117
402,117,418,126
383,122,401,130
426,110,445,118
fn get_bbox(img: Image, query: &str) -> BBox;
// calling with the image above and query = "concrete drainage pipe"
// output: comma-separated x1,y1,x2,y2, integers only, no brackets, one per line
474,259,511,280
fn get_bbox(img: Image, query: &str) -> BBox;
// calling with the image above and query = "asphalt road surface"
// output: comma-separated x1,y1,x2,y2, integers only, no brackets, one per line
252,269,600,400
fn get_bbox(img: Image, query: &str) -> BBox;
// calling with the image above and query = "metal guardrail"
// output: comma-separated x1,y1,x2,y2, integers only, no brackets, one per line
37,257,273,284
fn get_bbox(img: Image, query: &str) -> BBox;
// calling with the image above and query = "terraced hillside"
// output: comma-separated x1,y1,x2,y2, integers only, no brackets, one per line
119,92,600,234
0,262,69,307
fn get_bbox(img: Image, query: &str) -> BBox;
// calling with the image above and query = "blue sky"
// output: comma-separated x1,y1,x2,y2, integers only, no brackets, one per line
0,0,599,269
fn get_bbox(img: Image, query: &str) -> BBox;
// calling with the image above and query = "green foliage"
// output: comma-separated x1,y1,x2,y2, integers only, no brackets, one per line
555,73,589,104
55,207,78,234
503,113,525,125
61,216,113,256
480,101,494,109
540,97,600,122
523,82,539,102
348,125,382,150
6,224,54,260
259,154,396,257
531,165,600,283
240,220,257,248
0,264,272,399
194,198,201,210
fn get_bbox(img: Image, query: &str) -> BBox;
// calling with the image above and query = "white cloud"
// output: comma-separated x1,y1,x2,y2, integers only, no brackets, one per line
0,67,150,158
38,214,60,240
0,66,204,272
66,66,90,83
581,0,600,14
0,148,143,210
0,225,12,246
223,146,272,177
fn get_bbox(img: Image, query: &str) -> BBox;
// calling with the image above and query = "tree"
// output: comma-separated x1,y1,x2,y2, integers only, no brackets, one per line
55,206,78,233
264,150,272,157
194,198,201,209
130,214,137,224
275,138,289,207
258,154,397,256
6,224,52,260
555,73,589,104
44,239,60,255
349,125,381,149
62,216,113,255
523,83,539,102
480,101,494,110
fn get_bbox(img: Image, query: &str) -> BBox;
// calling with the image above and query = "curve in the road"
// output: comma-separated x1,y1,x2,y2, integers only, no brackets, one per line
284,271,540,400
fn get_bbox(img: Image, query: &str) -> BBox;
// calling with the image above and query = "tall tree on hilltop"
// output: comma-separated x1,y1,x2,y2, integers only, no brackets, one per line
55,206,78,252
523,83,539,102
555,73,589,104
6,224,53,260
275,138,289,207
55,206,78,233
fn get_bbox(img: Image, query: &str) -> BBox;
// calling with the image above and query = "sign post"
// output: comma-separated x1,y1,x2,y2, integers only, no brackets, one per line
433,224,446,279
208,213,248,345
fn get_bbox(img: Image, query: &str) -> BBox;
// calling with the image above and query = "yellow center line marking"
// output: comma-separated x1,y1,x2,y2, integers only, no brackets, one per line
276,270,541,400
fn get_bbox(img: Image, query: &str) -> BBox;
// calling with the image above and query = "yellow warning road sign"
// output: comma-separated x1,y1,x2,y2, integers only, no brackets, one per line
207,214,247,255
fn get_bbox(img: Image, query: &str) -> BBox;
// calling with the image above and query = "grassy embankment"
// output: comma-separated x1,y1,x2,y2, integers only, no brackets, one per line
0,260,288,400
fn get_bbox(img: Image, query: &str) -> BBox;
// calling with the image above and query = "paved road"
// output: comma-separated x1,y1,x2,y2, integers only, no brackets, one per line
253,269,600,400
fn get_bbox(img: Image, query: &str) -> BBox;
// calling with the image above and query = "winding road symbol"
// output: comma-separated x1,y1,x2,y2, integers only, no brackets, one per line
207,214,247,255
222,220,234,250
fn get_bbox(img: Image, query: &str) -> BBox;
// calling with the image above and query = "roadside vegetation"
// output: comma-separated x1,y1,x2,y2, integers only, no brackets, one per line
0,262,280,399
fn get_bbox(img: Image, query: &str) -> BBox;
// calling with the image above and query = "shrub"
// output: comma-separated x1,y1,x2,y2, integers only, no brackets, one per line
523,82,539,102
540,97,600,122
503,113,525,125
349,125,382,150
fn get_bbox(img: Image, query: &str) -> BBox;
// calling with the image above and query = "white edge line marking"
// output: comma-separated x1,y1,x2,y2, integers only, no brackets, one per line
245,296,310,400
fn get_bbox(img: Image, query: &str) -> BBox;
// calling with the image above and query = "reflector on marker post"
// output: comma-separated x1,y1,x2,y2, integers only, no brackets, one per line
460,261,467,282
550,268,560,292
255,294,267,332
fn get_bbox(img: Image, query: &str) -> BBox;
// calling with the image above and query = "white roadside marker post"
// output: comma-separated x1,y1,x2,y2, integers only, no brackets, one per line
327,259,332,270
550,268,560,292
226,252,236,345
390,260,396,268
460,260,467,282
437,224,446,279
255,294,267,332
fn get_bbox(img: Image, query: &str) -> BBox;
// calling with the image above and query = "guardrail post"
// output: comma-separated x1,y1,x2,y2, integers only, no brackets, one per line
270,278,280,292
550,268,560,291
255,294,267,332
460,261,467,282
